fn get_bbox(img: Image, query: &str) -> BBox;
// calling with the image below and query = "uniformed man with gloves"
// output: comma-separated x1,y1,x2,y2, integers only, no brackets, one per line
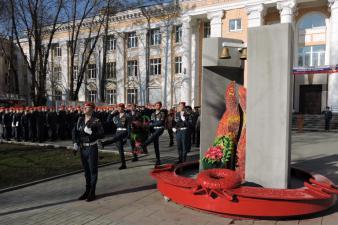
173,102,192,163
72,102,104,202
142,101,166,166
99,103,130,170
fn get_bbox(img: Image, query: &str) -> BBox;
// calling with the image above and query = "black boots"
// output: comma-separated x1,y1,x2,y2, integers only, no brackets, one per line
86,187,96,202
119,164,127,170
78,186,90,200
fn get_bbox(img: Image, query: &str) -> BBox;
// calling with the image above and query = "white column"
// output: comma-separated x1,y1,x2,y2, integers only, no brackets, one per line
181,16,192,105
246,3,266,27
328,0,338,108
190,20,199,107
207,10,224,37
60,42,68,101
116,33,125,103
137,29,147,105
277,0,297,24
161,25,172,108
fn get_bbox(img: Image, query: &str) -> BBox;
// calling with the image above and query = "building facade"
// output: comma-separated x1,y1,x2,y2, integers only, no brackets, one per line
21,0,338,112
0,38,28,106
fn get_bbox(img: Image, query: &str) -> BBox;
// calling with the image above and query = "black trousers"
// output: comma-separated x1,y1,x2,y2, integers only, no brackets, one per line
325,119,331,131
167,128,174,146
103,130,128,166
144,128,164,162
176,129,191,163
4,126,11,140
80,145,98,190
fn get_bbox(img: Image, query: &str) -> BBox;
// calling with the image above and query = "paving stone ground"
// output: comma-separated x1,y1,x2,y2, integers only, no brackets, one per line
0,132,337,225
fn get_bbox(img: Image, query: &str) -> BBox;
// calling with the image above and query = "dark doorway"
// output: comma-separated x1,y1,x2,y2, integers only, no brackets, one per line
299,85,322,114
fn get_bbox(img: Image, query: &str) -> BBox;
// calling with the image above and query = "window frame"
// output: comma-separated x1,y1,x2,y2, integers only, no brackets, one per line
149,58,161,76
150,28,161,46
175,56,182,74
127,32,138,48
127,88,138,104
106,62,116,79
229,19,242,32
175,25,182,43
105,89,117,105
127,60,138,77
107,35,116,51
204,21,211,38
88,64,97,79
88,90,97,102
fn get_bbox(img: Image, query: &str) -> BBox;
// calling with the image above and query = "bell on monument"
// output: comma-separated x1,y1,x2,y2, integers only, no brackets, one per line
219,47,231,59
239,48,247,60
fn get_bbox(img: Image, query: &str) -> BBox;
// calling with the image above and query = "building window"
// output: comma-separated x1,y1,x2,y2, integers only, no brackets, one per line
55,90,62,101
106,62,116,79
53,66,62,81
73,66,78,80
54,45,61,57
150,58,161,76
175,56,182,74
106,35,116,50
127,32,138,48
298,14,326,30
127,60,138,76
229,19,242,32
204,21,211,38
298,45,325,67
150,29,161,45
175,25,182,43
106,89,117,105
88,64,96,79
88,90,97,102
86,37,96,49
127,88,138,104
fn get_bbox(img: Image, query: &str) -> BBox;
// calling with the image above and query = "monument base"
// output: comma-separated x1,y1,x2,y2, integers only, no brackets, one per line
151,162,337,219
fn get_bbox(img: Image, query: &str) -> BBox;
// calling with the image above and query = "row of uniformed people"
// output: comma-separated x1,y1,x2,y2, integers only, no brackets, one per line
71,101,199,202
0,106,81,142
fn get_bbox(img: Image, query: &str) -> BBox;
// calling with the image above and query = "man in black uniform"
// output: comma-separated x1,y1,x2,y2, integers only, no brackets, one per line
0,107,4,141
142,101,166,166
322,106,333,131
174,102,192,163
128,103,142,162
100,103,130,170
21,108,29,141
73,102,104,202
3,108,12,141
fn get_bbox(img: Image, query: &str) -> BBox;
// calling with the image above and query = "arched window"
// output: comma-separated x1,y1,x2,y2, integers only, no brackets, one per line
298,13,325,30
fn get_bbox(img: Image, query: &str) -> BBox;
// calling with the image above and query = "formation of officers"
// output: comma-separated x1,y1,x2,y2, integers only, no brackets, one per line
0,101,200,201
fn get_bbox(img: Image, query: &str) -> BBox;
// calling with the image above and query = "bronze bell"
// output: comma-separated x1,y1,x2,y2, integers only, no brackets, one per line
239,48,247,60
219,47,231,59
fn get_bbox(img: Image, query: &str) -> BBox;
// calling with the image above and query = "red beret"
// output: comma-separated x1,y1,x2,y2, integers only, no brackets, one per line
118,103,125,108
179,102,186,106
84,102,95,108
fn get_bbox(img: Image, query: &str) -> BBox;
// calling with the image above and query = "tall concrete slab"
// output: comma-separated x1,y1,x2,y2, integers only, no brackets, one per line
246,24,293,188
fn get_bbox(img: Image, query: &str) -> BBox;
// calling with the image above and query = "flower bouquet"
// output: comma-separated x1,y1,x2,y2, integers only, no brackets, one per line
201,135,234,170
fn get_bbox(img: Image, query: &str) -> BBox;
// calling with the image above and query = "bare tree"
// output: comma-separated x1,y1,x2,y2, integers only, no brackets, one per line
65,0,115,101
137,0,180,105
3,0,65,105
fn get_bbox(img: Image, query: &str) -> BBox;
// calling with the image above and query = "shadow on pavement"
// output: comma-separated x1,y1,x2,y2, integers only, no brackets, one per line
0,184,157,217
292,154,338,182
95,184,156,200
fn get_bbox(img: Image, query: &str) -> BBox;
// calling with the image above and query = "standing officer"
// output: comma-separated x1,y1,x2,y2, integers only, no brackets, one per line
100,103,130,170
322,106,333,131
173,102,192,163
128,103,143,162
72,102,104,202
142,101,166,166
